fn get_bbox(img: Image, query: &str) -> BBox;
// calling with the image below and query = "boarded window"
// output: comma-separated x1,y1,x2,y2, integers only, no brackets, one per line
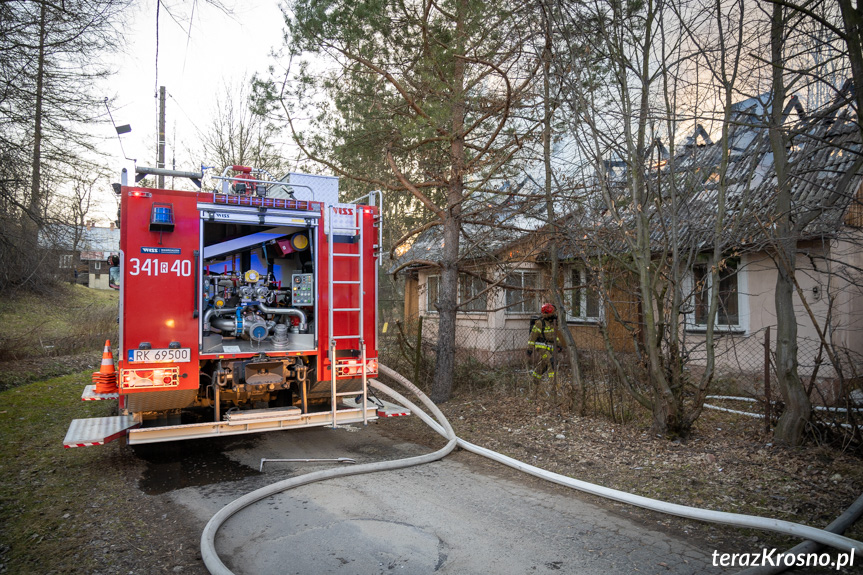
426,275,440,313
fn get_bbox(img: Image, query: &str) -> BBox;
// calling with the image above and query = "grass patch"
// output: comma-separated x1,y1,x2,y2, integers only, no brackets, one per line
0,371,133,574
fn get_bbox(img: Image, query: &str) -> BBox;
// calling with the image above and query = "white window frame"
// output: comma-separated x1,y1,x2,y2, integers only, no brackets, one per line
425,274,440,314
566,266,602,323
457,274,487,313
684,256,749,333
59,254,73,269
423,273,488,315
93,261,101,270
504,270,540,315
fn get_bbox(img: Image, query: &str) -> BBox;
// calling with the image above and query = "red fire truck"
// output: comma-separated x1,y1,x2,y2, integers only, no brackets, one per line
64,166,406,448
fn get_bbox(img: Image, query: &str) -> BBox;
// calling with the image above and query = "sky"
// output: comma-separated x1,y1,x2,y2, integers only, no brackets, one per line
92,0,287,221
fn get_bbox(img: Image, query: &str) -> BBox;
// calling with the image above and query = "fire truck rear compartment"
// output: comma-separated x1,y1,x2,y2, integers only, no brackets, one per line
200,219,316,356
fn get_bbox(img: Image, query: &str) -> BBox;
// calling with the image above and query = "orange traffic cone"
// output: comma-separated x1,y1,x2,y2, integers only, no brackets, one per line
92,339,118,394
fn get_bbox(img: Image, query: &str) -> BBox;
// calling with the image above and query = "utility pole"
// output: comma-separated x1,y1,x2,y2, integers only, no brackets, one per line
157,86,166,188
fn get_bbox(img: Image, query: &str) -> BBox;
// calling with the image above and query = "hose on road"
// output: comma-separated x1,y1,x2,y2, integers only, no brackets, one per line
200,364,863,575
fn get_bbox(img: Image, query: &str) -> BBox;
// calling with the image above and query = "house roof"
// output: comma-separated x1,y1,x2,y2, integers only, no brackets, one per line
559,86,861,259
39,224,120,254
391,185,550,273
394,86,863,273
661,91,857,250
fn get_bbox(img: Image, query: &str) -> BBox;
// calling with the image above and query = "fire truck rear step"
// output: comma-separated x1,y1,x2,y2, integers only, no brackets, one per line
81,385,119,401
126,406,379,444
224,406,301,424
64,415,139,448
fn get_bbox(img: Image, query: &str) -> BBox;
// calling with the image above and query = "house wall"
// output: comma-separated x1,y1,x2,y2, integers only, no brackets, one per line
417,267,532,366
684,243,862,398
87,259,114,290
415,265,638,366
88,271,111,290
575,284,639,353
830,232,863,359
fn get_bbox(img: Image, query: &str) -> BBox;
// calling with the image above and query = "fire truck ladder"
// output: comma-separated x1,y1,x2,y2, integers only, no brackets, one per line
327,205,368,428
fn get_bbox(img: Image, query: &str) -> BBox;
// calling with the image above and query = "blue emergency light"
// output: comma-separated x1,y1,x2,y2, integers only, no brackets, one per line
149,202,175,232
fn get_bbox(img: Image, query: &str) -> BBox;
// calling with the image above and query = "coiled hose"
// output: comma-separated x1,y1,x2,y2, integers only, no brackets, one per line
200,364,863,575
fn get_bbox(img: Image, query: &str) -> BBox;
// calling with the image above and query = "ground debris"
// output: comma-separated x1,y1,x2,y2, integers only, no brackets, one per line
381,391,863,550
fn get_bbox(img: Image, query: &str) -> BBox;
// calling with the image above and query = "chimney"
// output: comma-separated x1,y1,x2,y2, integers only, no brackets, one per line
109,221,115,230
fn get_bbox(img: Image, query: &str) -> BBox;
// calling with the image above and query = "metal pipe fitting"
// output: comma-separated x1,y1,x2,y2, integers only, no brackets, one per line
256,304,307,332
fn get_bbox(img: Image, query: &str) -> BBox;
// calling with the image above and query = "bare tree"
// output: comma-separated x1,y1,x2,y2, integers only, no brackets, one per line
200,78,287,176
548,0,767,435
0,0,127,290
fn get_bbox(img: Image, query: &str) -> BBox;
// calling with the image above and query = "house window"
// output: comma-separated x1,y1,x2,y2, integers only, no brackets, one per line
505,271,540,314
93,261,101,270
59,254,72,269
458,274,487,313
568,267,600,322
689,257,745,331
424,274,487,314
426,275,440,313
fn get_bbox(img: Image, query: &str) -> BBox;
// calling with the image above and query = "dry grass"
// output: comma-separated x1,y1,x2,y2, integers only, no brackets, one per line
0,285,118,390
0,284,118,362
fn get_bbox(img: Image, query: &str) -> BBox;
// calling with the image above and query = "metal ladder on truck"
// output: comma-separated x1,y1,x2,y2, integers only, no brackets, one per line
327,204,368,427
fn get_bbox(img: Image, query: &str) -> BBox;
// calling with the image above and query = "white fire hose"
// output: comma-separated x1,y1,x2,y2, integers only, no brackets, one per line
200,365,863,575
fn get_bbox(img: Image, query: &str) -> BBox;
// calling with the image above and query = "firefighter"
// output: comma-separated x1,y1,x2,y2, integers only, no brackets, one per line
527,303,563,401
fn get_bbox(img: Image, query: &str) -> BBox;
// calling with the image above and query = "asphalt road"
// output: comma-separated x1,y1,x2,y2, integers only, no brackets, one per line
165,424,723,575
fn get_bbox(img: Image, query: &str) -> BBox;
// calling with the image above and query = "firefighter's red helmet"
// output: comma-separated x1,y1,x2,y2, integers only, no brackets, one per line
541,303,555,315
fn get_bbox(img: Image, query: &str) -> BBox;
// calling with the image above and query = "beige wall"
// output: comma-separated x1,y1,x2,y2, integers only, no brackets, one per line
828,232,863,358
88,270,111,290
414,239,863,377
686,241,863,383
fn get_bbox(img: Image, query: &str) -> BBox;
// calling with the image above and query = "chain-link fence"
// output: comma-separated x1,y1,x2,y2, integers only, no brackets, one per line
378,312,863,439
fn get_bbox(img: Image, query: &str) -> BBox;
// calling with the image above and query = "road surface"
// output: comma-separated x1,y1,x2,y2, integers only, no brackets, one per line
160,424,723,574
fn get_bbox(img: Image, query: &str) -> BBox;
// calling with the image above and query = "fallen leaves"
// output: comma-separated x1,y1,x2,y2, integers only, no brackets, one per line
383,391,863,550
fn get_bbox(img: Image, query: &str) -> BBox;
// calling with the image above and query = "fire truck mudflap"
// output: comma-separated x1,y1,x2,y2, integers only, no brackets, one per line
65,166,408,447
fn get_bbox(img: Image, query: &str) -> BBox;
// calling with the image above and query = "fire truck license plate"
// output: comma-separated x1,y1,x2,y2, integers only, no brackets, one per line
128,348,190,363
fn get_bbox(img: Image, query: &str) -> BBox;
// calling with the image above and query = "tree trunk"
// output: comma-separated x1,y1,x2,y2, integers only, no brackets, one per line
769,1,811,445
633,0,677,435
431,215,459,403
430,0,466,403
773,253,810,443
25,3,46,245
837,0,863,122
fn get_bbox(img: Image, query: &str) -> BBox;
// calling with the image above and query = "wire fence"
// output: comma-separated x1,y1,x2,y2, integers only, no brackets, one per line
378,311,863,441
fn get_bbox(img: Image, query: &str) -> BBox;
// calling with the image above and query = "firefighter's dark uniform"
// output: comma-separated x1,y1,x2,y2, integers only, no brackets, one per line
527,314,562,397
